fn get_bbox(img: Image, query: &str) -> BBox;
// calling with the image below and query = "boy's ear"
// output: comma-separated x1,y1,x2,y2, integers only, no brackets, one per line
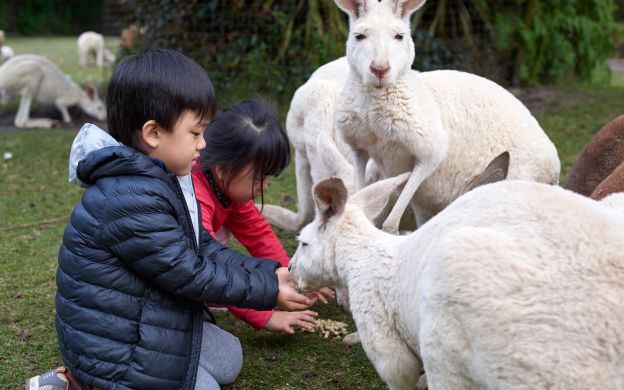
140,120,161,149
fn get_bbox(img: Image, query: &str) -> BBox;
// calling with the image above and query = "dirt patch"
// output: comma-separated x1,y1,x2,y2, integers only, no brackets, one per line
509,87,596,114
0,106,107,132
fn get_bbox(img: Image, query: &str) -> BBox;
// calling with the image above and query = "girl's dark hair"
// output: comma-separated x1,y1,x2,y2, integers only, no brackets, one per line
107,48,216,150
198,99,291,203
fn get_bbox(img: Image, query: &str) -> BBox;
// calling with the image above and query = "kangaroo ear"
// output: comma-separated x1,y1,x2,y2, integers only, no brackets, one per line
334,0,368,19
351,172,410,225
391,0,427,18
591,161,624,200
85,83,96,99
313,177,349,226
463,151,510,193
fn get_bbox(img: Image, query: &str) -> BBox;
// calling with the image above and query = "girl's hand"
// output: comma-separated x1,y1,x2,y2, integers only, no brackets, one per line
305,287,336,305
265,310,318,334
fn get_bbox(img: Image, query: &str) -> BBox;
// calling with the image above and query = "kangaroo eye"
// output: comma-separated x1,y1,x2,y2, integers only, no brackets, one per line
394,34,404,41
301,242,309,247
355,33,366,41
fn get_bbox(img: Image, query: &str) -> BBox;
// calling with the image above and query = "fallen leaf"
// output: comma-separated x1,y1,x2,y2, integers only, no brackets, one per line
18,330,32,340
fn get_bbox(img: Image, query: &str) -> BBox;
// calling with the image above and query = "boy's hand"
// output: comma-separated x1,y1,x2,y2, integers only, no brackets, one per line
277,283,311,311
275,266,293,285
305,287,336,305
265,310,318,334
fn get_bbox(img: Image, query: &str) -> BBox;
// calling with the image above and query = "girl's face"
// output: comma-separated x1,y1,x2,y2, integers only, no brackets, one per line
217,162,269,204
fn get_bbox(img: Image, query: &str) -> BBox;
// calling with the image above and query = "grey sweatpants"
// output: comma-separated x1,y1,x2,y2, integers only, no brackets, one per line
194,320,243,389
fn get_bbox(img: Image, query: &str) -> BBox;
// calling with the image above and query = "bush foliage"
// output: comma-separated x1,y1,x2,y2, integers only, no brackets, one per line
0,0,101,35
128,0,616,100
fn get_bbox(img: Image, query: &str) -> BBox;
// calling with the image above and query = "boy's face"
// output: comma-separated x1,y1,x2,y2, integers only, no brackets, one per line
145,110,208,176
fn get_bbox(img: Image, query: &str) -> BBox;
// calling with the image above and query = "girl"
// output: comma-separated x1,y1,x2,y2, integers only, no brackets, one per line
193,99,334,334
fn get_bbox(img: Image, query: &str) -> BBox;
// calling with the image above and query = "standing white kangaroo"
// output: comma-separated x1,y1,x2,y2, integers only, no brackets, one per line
77,31,116,68
289,175,624,389
334,0,560,234
0,55,106,128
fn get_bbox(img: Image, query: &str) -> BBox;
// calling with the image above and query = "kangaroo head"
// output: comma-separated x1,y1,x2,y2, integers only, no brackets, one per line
335,0,426,89
81,83,107,121
290,177,348,290
103,48,117,65
289,173,409,289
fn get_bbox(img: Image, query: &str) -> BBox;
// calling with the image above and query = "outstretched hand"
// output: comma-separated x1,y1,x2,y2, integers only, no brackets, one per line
265,310,318,334
275,267,311,311
305,287,335,305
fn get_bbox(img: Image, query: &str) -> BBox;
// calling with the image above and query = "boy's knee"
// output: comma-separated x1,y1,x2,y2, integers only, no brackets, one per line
214,334,242,384
199,322,243,384
195,365,221,390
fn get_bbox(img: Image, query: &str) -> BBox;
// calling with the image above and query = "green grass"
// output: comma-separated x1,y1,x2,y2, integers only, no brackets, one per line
3,37,624,389
0,128,385,389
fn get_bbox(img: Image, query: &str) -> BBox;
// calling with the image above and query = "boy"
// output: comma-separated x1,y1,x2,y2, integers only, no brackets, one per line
26,49,312,390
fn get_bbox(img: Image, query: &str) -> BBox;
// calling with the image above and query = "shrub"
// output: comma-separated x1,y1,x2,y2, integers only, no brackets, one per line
130,0,617,97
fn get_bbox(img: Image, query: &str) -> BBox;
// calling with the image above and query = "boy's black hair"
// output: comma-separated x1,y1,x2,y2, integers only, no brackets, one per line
107,48,216,150
198,99,291,204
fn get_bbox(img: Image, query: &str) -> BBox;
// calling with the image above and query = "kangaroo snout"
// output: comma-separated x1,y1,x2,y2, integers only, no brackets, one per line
370,63,390,79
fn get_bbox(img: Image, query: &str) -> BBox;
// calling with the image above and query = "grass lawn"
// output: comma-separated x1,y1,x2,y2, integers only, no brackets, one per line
2,37,624,389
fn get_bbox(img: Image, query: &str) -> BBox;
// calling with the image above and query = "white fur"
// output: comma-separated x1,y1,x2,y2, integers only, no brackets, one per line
262,57,382,232
334,0,560,233
77,31,115,68
0,45,14,63
290,175,624,389
0,55,106,128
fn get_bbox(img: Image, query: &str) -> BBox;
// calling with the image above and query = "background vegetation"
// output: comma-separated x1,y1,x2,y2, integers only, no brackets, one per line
1,1,624,388
128,0,618,104
1,0,617,102
0,0,101,35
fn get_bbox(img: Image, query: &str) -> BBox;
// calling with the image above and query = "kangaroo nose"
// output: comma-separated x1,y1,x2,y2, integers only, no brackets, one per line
288,264,292,271
370,64,390,78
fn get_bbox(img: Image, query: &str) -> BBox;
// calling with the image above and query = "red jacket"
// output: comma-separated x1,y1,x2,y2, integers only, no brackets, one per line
193,170,290,330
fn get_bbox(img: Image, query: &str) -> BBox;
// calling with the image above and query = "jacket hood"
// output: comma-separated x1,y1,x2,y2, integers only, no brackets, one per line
69,123,121,186
69,123,168,187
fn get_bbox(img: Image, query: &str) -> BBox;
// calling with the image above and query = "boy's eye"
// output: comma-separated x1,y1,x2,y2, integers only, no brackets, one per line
192,132,201,137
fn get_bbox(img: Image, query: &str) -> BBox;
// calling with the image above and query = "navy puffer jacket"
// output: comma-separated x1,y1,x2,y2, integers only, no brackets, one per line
56,139,280,389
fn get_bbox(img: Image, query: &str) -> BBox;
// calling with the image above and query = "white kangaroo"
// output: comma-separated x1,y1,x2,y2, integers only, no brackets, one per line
0,55,106,128
262,57,383,232
289,174,624,390
77,31,116,68
333,0,560,234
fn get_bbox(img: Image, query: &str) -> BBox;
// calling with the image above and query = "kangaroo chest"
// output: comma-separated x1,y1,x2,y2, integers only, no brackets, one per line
337,92,419,174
